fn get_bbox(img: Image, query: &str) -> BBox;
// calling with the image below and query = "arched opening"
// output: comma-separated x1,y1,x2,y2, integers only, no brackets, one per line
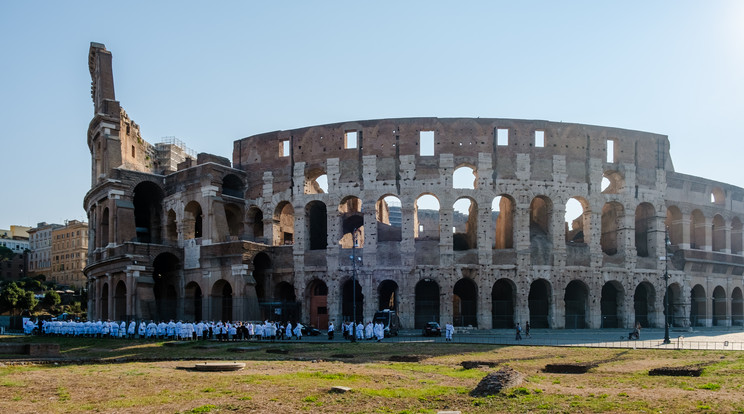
211,280,233,322
339,197,364,248
690,210,705,250
222,174,244,198
453,197,477,251
341,279,363,323
732,287,744,326
634,282,655,328
100,207,109,247
564,280,589,329
601,170,624,194
246,206,264,242
114,281,127,321
530,196,552,265
253,252,272,320
415,194,440,240
306,201,328,250
690,284,707,327
453,165,476,189
133,181,164,243
565,197,588,244
665,206,683,247
712,215,725,252
184,201,203,240
667,282,684,327
492,195,514,249
528,279,551,328
600,281,623,328
415,279,440,328
491,279,515,328
100,283,109,321
601,202,624,256
378,280,398,311
166,209,177,243
307,280,328,329
635,203,656,258
153,253,180,321
305,170,328,194
711,187,725,205
224,203,243,239
274,281,298,323
273,201,294,245
184,282,203,322
376,196,402,242
732,217,743,254
453,278,478,327
713,285,726,326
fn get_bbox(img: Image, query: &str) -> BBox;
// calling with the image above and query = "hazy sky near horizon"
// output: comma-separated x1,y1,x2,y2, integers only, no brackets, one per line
1,1,743,229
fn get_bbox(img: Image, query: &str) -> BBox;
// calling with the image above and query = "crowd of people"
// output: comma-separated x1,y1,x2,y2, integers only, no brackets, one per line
331,320,387,342
27,318,313,341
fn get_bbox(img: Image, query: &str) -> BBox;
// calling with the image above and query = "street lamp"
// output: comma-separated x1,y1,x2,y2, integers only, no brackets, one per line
350,227,361,343
662,228,672,345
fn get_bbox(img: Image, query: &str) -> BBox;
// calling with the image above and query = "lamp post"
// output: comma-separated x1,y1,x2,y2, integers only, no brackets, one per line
350,227,360,343
663,228,672,345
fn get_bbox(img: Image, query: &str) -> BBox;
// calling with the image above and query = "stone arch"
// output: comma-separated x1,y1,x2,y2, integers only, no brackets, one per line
600,281,624,328
732,287,743,326
133,181,164,243
667,282,685,327
712,214,725,252
341,278,363,323
415,194,440,240
378,280,399,311
453,278,478,327
114,280,127,321
453,165,477,189
453,197,478,251
305,168,328,194
635,202,656,258
565,196,589,244
665,206,683,247
100,282,109,321
690,209,705,250
713,285,727,326
711,186,725,205
732,217,743,254
528,279,551,328
601,201,624,256
492,278,515,328
376,195,402,242
153,252,180,321
274,281,298,323
246,206,264,242
601,170,624,194
100,207,109,247
306,201,328,250
184,281,203,322
415,279,440,328
492,195,515,249
222,173,244,198
183,201,203,240
211,279,233,322
306,279,329,329
690,284,706,327
530,196,553,265
273,201,294,246
564,280,589,329
339,196,364,248
634,281,656,328
252,252,272,308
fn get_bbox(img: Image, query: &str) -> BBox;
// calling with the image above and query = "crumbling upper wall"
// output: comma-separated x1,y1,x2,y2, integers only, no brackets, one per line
233,117,672,194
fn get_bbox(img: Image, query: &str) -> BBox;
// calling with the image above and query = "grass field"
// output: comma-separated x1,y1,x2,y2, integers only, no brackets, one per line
1,335,743,413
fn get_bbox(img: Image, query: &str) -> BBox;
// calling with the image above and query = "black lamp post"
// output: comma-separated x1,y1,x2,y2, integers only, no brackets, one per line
350,227,360,343
663,228,672,345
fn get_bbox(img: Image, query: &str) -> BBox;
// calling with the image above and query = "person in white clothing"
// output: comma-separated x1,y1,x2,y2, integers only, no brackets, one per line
365,321,373,340
285,322,293,340
445,322,454,342
327,322,335,340
356,322,364,340
293,322,302,340
374,322,384,342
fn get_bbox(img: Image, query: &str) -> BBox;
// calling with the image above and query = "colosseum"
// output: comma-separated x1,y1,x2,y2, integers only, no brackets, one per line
84,43,744,330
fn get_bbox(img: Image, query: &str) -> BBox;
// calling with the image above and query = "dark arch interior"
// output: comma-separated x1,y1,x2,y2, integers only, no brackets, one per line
453,278,478,327
415,280,439,328
491,279,514,328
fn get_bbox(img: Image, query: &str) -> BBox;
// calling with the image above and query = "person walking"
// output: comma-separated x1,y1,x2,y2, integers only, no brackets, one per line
525,321,531,338
327,322,335,340
445,322,454,342
515,323,522,341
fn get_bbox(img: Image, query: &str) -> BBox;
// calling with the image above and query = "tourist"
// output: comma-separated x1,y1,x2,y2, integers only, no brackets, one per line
445,322,454,341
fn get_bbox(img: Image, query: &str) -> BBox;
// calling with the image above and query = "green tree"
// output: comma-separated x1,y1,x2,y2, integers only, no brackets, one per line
0,282,24,314
0,245,14,261
41,290,61,310
17,290,38,312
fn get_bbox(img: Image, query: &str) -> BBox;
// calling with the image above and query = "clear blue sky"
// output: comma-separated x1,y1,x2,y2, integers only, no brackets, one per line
1,1,743,229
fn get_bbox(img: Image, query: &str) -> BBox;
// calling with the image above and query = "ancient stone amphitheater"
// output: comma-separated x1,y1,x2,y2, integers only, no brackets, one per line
84,43,744,330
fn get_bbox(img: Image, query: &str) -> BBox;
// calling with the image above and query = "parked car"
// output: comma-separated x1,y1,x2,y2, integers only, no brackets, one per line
301,323,321,336
422,321,442,337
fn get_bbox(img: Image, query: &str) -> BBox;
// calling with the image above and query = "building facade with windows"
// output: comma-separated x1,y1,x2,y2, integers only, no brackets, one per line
28,222,63,278
84,43,744,329
50,220,88,288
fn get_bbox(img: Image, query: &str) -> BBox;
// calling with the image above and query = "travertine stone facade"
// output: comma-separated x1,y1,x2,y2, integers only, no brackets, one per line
84,43,744,330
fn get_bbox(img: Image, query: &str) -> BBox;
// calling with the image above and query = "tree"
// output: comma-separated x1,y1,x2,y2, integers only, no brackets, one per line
17,290,38,313
0,282,24,314
41,290,61,310
0,245,14,262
